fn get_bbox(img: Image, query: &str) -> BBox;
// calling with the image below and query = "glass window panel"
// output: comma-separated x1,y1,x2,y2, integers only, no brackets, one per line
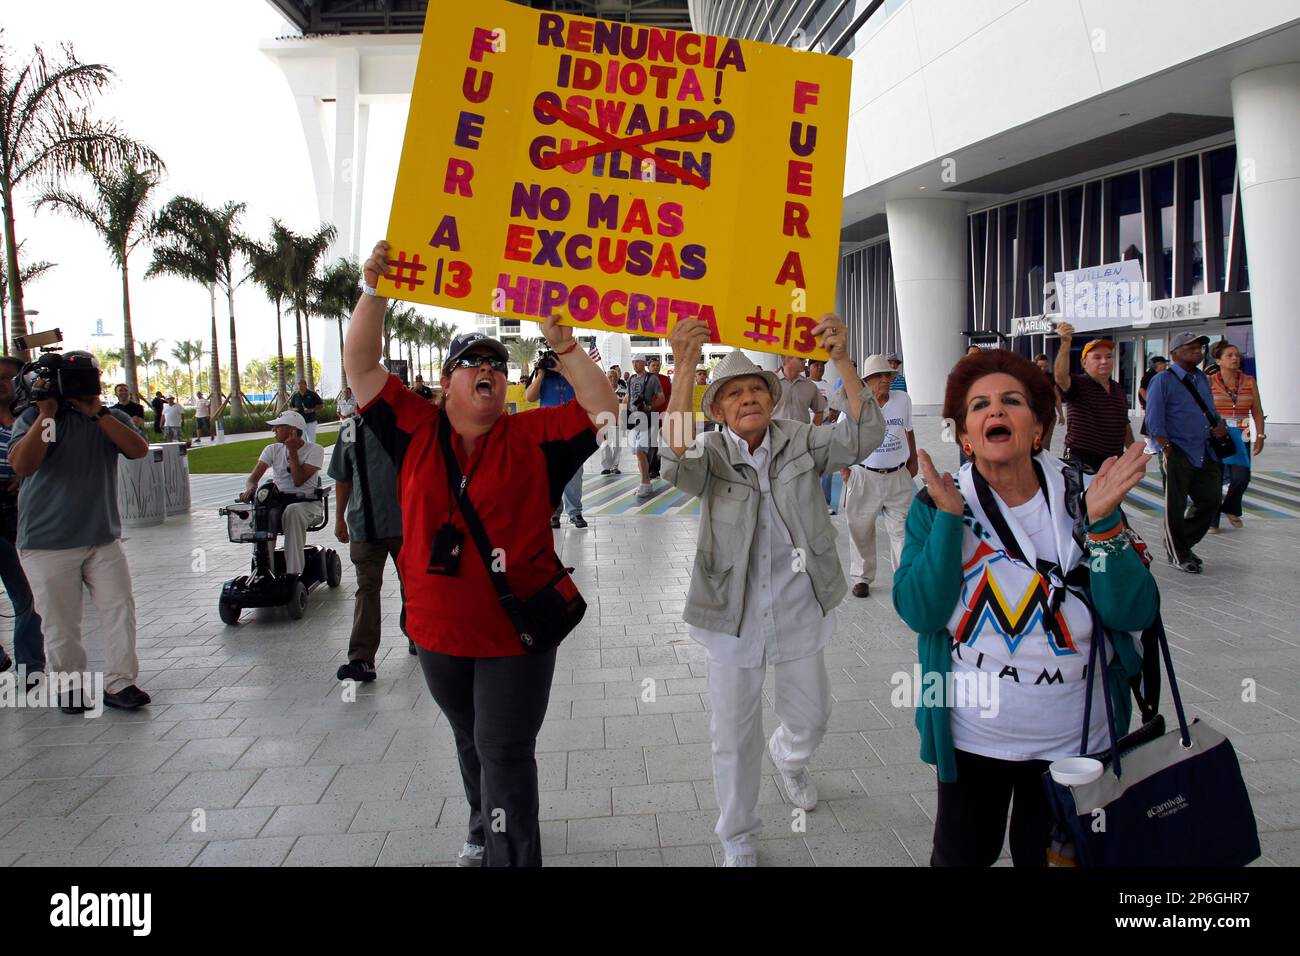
1150,162,1175,299
1082,181,1102,268
1024,196,1045,315
1185,157,1204,296
1110,170,1143,266
1065,186,1084,268
999,204,1018,328
1206,146,1236,291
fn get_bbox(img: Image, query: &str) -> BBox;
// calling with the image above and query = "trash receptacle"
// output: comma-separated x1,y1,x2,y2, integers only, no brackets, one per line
117,445,166,527
159,441,191,516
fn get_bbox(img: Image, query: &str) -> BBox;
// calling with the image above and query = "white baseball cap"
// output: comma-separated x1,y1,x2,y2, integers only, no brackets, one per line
267,410,307,432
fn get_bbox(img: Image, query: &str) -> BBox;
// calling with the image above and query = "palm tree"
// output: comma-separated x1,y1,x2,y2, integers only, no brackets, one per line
150,197,246,413
243,222,292,408
148,199,220,409
135,339,166,395
313,257,360,393
382,301,416,362
282,223,336,391
91,346,120,383
171,338,203,401
0,241,54,354
507,337,543,378
37,161,161,395
429,319,456,375
0,34,162,358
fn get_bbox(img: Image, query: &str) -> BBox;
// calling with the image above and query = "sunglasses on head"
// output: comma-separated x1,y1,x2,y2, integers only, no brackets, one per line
447,354,509,374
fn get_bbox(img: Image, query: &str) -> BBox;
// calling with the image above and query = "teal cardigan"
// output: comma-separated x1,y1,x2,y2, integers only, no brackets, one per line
892,499,1160,783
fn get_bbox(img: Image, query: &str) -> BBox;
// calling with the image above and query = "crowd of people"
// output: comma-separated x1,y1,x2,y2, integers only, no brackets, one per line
0,236,1266,868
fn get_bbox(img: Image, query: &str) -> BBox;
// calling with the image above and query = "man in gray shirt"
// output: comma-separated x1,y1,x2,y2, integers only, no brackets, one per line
9,352,153,711
770,355,826,424
625,354,665,499
328,416,406,681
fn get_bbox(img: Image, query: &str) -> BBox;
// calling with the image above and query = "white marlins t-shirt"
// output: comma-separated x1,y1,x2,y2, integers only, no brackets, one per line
947,489,1113,761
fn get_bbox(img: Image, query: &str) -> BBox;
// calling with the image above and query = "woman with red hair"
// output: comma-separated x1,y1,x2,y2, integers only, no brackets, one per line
893,349,1160,866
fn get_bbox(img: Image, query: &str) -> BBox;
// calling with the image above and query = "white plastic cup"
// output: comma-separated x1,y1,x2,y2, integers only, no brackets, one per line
1049,756,1104,787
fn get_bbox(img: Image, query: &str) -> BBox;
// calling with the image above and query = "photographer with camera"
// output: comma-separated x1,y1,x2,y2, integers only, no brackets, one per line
0,356,44,680
626,354,666,498
345,240,617,867
525,348,588,528
238,410,325,581
8,350,152,711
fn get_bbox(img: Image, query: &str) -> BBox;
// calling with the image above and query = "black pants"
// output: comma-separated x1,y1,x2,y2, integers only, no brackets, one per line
1162,445,1222,562
416,646,557,866
1212,464,1250,526
931,749,1053,867
1063,447,1112,475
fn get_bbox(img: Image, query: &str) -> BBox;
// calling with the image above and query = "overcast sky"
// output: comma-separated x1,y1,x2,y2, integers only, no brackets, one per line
4,0,471,371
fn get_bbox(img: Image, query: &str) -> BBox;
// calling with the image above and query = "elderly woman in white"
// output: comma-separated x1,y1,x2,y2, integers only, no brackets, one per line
661,316,885,866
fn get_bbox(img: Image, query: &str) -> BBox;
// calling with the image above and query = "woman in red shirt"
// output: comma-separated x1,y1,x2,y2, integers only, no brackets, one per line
345,242,618,867
1208,341,1266,531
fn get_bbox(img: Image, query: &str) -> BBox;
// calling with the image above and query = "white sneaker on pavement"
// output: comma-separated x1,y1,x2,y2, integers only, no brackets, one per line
723,852,757,867
456,842,484,867
769,731,817,811
636,482,653,498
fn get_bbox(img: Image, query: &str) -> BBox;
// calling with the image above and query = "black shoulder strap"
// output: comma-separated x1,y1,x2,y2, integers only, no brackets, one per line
1177,371,1219,427
437,417,516,605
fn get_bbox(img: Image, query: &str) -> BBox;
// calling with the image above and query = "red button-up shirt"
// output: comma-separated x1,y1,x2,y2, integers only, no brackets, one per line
361,374,597,657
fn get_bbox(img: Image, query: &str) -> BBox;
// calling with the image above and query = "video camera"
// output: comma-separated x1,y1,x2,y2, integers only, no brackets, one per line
12,335,102,415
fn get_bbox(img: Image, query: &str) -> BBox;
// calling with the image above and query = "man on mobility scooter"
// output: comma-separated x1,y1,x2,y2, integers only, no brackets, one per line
218,410,340,623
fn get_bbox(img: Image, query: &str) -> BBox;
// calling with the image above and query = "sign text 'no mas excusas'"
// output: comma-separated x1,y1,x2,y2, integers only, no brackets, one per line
379,0,850,359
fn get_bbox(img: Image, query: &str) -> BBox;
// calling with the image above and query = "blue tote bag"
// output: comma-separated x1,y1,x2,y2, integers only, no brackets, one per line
1043,614,1261,867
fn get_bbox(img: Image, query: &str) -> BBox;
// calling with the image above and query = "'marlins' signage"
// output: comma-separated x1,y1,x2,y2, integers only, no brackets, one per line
1012,291,1252,337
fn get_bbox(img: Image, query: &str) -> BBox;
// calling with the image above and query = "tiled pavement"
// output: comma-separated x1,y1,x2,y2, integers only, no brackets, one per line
1,418,1297,867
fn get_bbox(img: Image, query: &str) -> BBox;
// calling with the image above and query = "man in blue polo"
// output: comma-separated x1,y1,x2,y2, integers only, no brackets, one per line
1144,331,1228,573
525,350,587,529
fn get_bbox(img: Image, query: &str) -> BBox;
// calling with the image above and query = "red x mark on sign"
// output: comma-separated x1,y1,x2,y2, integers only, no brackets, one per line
533,96,718,189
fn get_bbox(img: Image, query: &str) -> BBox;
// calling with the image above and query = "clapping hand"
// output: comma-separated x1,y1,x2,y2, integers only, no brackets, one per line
918,450,963,516
1084,441,1150,521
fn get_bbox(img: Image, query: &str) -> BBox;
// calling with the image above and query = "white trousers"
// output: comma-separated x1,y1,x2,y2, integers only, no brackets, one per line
21,541,139,694
304,421,318,443
599,429,621,471
280,501,324,575
706,649,831,856
843,466,913,585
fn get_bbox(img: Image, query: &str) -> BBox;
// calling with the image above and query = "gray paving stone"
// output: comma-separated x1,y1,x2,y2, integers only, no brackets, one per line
13,847,114,867
232,734,326,769
237,765,339,807
349,798,444,833
103,843,204,866
158,737,257,772
81,811,190,847
376,826,467,866
320,762,414,803
535,717,606,753
157,769,262,811
613,782,700,816
76,774,184,816
538,787,611,821
263,802,362,837
566,813,659,853
617,845,715,867
284,832,385,866
171,806,277,842
805,829,916,866
605,713,680,749
644,742,713,783
567,748,648,788
192,837,296,867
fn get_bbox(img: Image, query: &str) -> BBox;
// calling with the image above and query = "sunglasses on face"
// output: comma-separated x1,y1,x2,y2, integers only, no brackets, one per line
447,355,509,374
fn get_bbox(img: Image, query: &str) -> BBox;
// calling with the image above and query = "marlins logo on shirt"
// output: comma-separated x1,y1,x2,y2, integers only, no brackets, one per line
953,540,1079,658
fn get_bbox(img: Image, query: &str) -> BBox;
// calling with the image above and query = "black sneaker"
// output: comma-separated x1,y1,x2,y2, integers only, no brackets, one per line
600,469,612,476
336,660,377,683
1188,551,1204,568
60,694,90,715
572,513,587,529
408,640,418,656
550,515,561,529
1170,556,1202,574
852,583,870,598
612,468,621,474
103,685,151,710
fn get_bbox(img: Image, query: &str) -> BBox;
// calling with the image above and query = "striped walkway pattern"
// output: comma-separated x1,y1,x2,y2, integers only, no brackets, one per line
188,469,1300,520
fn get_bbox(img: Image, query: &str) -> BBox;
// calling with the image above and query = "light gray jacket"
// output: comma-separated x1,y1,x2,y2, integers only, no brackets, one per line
662,387,886,635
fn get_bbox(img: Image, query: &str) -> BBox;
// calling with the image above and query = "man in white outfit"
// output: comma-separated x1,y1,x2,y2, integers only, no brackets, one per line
660,316,885,867
240,410,324,578
841,355,917,599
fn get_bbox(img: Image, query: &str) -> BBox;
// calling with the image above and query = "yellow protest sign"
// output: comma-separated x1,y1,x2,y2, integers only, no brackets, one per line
380,0,850,359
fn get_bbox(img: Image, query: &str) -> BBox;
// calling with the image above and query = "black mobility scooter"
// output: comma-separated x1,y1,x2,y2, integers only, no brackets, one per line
217,483,341,624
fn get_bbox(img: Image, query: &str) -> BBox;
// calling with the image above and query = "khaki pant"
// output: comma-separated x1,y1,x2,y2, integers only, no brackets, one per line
281,501,325,575
843,465,914,586
20,540,139,694
348,537,402,665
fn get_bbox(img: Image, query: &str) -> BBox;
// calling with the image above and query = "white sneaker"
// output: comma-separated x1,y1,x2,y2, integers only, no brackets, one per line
456,842,484,867
723,852,757,867
635,482,653,498
769,731,817,811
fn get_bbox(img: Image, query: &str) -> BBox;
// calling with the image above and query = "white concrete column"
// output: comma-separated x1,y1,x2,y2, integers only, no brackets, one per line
885,197,968,414
1231,63,1300,444
319,50,362,399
